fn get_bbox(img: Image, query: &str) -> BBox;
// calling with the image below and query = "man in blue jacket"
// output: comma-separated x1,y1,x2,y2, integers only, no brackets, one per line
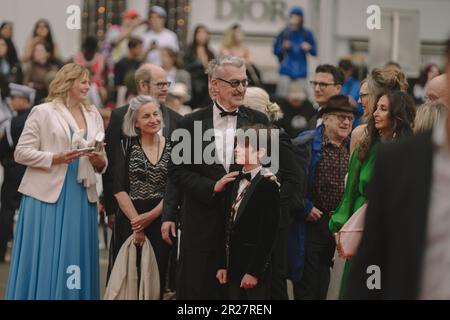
289,95,357,299
274,6,317,99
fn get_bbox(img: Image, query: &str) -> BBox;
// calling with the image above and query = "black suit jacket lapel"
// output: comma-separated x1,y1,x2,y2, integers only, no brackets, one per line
203,105,214,132
228,180,240,215
236,106,251,129
160,104,171,138
234,174,263,224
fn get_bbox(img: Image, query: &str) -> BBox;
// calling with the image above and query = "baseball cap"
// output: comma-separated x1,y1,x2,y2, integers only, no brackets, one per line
123,10,139,20
150,6,167,18
290,6,304,16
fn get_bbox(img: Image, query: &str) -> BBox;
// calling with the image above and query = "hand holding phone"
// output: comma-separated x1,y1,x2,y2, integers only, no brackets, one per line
76,147,95,153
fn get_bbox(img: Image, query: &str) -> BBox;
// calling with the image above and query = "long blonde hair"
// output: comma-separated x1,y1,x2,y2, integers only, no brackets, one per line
46,63,92,110
414,100,447,134
244,87,283,122
222,24,241,49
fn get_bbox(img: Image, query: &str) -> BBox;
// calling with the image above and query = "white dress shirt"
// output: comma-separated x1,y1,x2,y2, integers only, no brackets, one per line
213,102,238,172
419,119,450,299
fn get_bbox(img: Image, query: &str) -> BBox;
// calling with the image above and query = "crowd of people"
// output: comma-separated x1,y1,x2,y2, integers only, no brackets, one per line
0,4,450,300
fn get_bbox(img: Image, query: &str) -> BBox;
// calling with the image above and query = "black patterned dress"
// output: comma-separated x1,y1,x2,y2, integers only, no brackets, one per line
108,137,171,296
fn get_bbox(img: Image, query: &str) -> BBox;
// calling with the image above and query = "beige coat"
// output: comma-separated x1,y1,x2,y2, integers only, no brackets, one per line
104,235,160,300
14,101,107,203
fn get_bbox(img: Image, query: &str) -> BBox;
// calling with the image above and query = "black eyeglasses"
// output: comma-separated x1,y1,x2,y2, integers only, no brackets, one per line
216,78,249,88
310,81,337,90
152,81,172,89
330,113,355,123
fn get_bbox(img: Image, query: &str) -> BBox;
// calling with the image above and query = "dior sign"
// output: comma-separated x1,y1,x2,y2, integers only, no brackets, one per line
215,0,288,22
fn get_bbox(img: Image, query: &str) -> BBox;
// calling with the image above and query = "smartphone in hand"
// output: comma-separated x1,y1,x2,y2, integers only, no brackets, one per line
76,147,95,153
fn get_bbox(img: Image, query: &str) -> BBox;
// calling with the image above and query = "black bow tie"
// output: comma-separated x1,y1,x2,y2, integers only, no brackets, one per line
216,104,239,117
238,171,252,181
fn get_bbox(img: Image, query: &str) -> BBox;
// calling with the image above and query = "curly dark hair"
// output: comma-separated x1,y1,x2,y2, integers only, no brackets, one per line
358,91,416,161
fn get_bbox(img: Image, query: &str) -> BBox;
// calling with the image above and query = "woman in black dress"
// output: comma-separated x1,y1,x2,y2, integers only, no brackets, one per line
109,95,171,299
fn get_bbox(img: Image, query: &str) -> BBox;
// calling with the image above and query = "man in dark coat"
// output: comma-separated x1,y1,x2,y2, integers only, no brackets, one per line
0,83,35,262
167,56,269,299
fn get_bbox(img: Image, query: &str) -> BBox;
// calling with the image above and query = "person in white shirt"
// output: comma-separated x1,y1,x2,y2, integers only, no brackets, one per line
141,6,179,67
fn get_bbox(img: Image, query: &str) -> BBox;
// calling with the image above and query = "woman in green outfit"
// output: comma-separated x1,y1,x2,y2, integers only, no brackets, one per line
328,91,416,299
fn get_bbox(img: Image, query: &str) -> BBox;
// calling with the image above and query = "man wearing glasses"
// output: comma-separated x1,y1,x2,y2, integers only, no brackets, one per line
291,95,357,299
309,64,344,128
167,55,269,299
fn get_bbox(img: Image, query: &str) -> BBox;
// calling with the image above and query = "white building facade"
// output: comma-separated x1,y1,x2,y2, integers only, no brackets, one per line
1,0,449,83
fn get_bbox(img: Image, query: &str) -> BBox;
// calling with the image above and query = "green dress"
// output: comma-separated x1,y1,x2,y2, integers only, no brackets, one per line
329,141,379,299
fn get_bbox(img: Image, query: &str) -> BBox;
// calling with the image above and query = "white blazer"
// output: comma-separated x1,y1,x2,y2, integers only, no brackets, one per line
14,101,107,203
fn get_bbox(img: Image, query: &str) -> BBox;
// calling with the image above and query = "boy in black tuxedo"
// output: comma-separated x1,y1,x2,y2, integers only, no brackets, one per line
216,124,280,299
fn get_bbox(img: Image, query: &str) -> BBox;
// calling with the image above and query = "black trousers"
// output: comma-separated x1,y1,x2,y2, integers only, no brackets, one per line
166,235,178,292
0,164,23,261
142,218,170,299
270,226,289,300
227,278,270,300
293,239,335,300
176,249,222,300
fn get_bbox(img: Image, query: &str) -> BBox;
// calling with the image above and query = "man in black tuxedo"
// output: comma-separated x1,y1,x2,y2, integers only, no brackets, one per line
167,55,269,299
346,38,450,300
216,124,280,299
103,64,182,226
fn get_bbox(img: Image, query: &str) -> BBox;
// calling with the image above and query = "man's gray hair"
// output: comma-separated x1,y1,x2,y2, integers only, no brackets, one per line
134,65,152,91
206,55,246,79
122,95,163,137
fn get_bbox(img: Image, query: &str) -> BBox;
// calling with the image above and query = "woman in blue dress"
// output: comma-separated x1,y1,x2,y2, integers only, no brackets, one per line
6,63,107,300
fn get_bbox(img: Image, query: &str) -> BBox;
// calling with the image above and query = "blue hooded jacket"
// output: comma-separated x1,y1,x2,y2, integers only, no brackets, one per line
274,7,317,80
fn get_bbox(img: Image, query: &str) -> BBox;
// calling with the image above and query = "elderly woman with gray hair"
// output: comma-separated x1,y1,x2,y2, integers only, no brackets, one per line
108,95,171,299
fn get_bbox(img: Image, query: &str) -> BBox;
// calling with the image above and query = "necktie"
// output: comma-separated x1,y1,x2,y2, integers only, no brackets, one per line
226,179,251,266
229,180,251,222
